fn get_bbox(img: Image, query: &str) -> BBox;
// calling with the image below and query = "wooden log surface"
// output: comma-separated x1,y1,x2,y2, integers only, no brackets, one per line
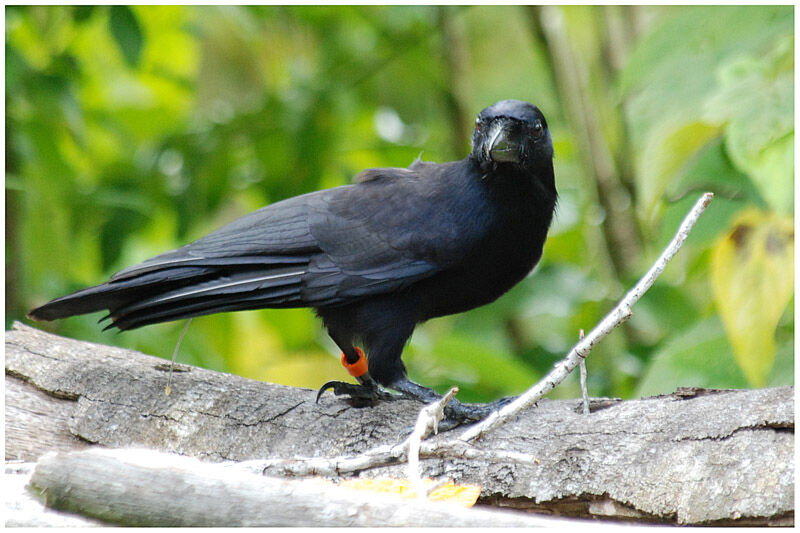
25,447,575,527
5,322,795,526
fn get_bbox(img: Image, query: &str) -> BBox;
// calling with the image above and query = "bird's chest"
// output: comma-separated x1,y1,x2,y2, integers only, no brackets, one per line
417,201,549,319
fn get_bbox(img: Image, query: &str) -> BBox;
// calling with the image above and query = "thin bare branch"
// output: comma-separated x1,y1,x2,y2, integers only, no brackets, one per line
579,329,589,415
458,192,713,442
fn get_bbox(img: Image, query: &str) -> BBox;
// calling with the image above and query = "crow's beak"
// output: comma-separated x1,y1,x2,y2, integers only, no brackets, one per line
486,120,521,164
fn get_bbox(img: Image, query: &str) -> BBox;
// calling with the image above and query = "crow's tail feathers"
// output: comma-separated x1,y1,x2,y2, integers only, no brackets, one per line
27,261,309,331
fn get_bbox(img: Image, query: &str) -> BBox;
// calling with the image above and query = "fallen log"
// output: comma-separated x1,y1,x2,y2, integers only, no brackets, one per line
5,322,794,525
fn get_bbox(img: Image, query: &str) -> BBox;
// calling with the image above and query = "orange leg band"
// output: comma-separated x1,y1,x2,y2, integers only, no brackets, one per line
341,346,368,378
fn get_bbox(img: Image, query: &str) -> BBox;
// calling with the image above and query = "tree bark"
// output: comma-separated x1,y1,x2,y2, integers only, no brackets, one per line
6,322,794,526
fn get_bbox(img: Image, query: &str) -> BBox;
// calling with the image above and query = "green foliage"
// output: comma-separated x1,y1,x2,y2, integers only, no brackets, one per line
636,317,749,396
619,5,793,393
7,6,793,401
108,6,143,67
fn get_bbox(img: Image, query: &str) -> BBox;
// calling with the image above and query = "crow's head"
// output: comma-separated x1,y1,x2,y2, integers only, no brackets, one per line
470,100,553,174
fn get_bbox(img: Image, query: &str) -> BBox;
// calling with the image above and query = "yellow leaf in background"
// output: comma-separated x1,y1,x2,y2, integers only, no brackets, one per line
339,478,481,507
710,209,794,386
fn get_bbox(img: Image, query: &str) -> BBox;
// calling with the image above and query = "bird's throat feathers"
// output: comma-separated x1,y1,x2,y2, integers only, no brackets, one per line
474,155,557,214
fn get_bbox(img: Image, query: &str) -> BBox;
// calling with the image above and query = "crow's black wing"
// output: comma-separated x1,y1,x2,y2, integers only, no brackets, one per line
29,165,477,329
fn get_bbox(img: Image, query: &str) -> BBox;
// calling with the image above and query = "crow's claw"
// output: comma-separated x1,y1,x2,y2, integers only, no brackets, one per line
315,380,396,404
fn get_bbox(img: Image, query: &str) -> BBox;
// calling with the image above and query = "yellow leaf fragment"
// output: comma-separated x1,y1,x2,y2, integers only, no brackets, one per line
710,209,794,386
339,477,481,507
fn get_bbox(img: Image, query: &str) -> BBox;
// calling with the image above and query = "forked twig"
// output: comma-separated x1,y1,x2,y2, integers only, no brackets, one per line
407,387,458,498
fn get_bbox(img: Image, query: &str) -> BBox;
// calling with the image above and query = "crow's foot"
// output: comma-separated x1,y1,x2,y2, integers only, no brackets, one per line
317,374,517,429
387,377,517,430
428,396,515,431
316,379,396,406
445,396,513,422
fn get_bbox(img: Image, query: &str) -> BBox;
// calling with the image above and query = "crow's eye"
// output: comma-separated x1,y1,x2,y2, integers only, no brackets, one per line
475,118,482,132
531,120,544,140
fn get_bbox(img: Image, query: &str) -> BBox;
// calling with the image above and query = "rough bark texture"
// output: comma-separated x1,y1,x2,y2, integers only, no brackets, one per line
6,322,795,526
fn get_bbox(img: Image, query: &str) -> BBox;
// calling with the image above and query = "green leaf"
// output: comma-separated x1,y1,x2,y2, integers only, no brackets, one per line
636,317,749,397
768,337,794,387
703,36,794,214
621,6,793,221
629,284,700,346
621,6,792,118
664,138,763,208
637,121,720,221
109,6,143,68
710,209,794,386
407,333,538,402
72,6,96,24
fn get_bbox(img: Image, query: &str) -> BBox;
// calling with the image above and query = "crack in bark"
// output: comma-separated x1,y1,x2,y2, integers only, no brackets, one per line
5,370,81,401
7,339,65,362
673,422,795,442
261,401,306,425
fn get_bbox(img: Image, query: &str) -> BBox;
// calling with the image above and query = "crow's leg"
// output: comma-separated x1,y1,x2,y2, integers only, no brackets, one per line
319,304,418,405
316,331,396,404
353,314,513,425
387,376,514,424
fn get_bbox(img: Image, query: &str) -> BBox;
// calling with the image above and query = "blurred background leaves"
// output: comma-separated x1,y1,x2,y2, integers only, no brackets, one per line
6,5,793,401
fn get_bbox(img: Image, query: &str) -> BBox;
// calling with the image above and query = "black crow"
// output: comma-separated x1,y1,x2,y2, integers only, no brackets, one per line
28,99,557,423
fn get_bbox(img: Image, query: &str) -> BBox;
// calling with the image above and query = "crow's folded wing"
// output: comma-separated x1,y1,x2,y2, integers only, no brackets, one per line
31,167,476,329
